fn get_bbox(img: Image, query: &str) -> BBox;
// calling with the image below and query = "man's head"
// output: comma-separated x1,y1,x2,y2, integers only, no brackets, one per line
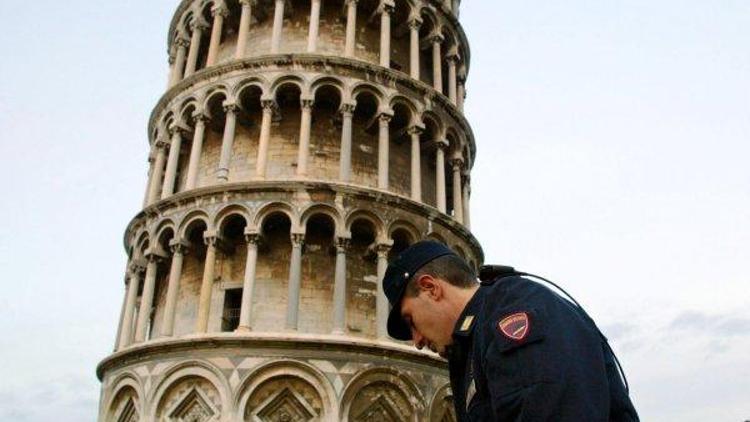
383,241,478,356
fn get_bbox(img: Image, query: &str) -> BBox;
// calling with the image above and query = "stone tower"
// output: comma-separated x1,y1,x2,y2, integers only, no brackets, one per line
97,0,481,420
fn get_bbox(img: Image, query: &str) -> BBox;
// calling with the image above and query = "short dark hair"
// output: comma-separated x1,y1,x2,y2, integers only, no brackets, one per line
403,254,477,297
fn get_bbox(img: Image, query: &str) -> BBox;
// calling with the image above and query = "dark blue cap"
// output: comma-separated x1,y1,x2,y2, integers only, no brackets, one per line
383,240,458,340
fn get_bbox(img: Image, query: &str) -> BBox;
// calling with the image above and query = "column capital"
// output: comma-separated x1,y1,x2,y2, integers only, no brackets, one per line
407,125,425,136
175,36,190,48
212,5,229,18
378,112,393,125
127,262,146,277
144,249,167,262
434,139,449,150
430,32,445,44
222,102,239,114
190,19,210,32
375,242,392,258
191,111,210,124
450,157,465,170
169,239,190,255
244,231,261,245
300,97,315,109
168,121,191,137
408,16,423,30
291,233,306,247
239,0,257,6
154,138,169,149
340,102,356,116
446,53,460,64
203,231,222,247
379,0,395,14
261,99,279,111
335,237,351,253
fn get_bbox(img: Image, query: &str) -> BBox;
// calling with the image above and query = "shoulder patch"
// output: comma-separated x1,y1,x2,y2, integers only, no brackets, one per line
498,312,530,341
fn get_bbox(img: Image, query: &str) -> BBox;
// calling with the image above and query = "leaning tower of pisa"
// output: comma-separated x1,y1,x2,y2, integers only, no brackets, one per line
97,0,482,420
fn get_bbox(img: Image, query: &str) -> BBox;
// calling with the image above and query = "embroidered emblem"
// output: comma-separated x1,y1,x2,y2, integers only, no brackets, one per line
465,378,477,411
498,312,530,341
460,315,475,332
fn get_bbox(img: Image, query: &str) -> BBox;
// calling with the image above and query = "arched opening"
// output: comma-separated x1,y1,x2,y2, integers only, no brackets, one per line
310,84,343,180
351,90,379,188
389,101,413,196
418,12,438,88
388,1,412,72
201,91,229,185
175,218,209,335
147,227,176,339
236,84,264,180
271,82,303,179
254,211,292,331
348,217,378,337
420,117,440,208
389,227,414,262
354,0,381,64
218,214,249,332
299,213,336,333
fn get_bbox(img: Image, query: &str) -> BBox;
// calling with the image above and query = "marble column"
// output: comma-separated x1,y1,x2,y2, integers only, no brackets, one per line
285,233,305,330
462,173,471,230
431,34,444,93
409,126,423,201
307,0,322,52
435,141,447,213
409,19,421,80
377,113,391,190
332,237,350,334
146,139,168,206
160,241,188,337
185,21,207,77
117,267,143,349
169,37,189,87
451,158,464,223
376,243,391,339
344,0,358,57
270,0,285,53
296,98,314,177
196,235,218,333
236,0,254,59
339,103,355,182
206,6,227,66
447,55,458,104
379,2,393,67
161,125,185,199
237,233,260,332
134,254,159,343
255,100,276,179
217,103,239,182
185,113,208,190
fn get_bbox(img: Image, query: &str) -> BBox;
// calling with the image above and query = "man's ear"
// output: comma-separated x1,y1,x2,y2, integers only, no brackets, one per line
415,275,442,300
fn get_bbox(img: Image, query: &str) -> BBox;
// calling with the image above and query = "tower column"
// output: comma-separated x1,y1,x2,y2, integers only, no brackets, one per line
169,37,189,87
435,140,448,213
196,234,219,333
270,0,285,53
376,243,392,339
236,0,254,59
451,158,464,223
332,237,350,334
339,103,356,183
344,0,358,57
217,103,239,182
296,98,314,177
379,1,394,67
447,55,458,104
255,100,276,179
160,241,188,337
237,233,260,332
409,126,423,201
161,125,185,199
185,21,207,77
206,6,227,66
117,266,143,349
377,113,392,190
409,19,421,80
307,0,322,52
431,34,444,93
285,233,305,330
146,140,168,206
462,172,472,230
185,113,208,190
134,253,160,343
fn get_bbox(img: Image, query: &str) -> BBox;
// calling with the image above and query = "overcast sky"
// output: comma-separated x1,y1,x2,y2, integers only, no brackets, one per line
1,1,748,421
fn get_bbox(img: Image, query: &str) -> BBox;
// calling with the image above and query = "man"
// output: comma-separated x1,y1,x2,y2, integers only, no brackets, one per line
383,240,639,421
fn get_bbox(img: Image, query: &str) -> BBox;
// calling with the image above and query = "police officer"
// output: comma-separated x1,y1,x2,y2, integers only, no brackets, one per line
383,240,639,421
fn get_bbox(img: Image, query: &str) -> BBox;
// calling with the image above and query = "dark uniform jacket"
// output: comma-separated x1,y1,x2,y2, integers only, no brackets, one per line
448,276,639,421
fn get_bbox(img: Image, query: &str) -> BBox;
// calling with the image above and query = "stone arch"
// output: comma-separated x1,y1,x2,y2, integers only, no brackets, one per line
300,204,343,236
351,83,385,110
270,74,308,99
425,231,446,245
310,76,346,102
134,230,151,259
236,359,338,421
341,367,425,422
428,383,456,422
388,220,421,245
214,203,252,234
388,220,421,259
254,201,299,232
421,111,445,141
105,372,144,422
178,210,212,239
178,97,201,122
233,76,269,99
388,95,419,127
148,360,231,420
154,220,178,253
202,85,231,113
345,209,386,242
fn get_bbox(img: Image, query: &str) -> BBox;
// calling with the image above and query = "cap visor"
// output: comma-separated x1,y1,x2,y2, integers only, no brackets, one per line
387,304,412,341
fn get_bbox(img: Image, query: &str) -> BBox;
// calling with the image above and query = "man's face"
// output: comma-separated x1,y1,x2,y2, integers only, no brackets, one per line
399,278,456,357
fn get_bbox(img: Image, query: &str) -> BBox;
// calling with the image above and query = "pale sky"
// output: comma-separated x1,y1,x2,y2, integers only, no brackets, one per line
0,1,748,421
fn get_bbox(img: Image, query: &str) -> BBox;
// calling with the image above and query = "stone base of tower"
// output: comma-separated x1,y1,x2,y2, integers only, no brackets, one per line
97,335,456,421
